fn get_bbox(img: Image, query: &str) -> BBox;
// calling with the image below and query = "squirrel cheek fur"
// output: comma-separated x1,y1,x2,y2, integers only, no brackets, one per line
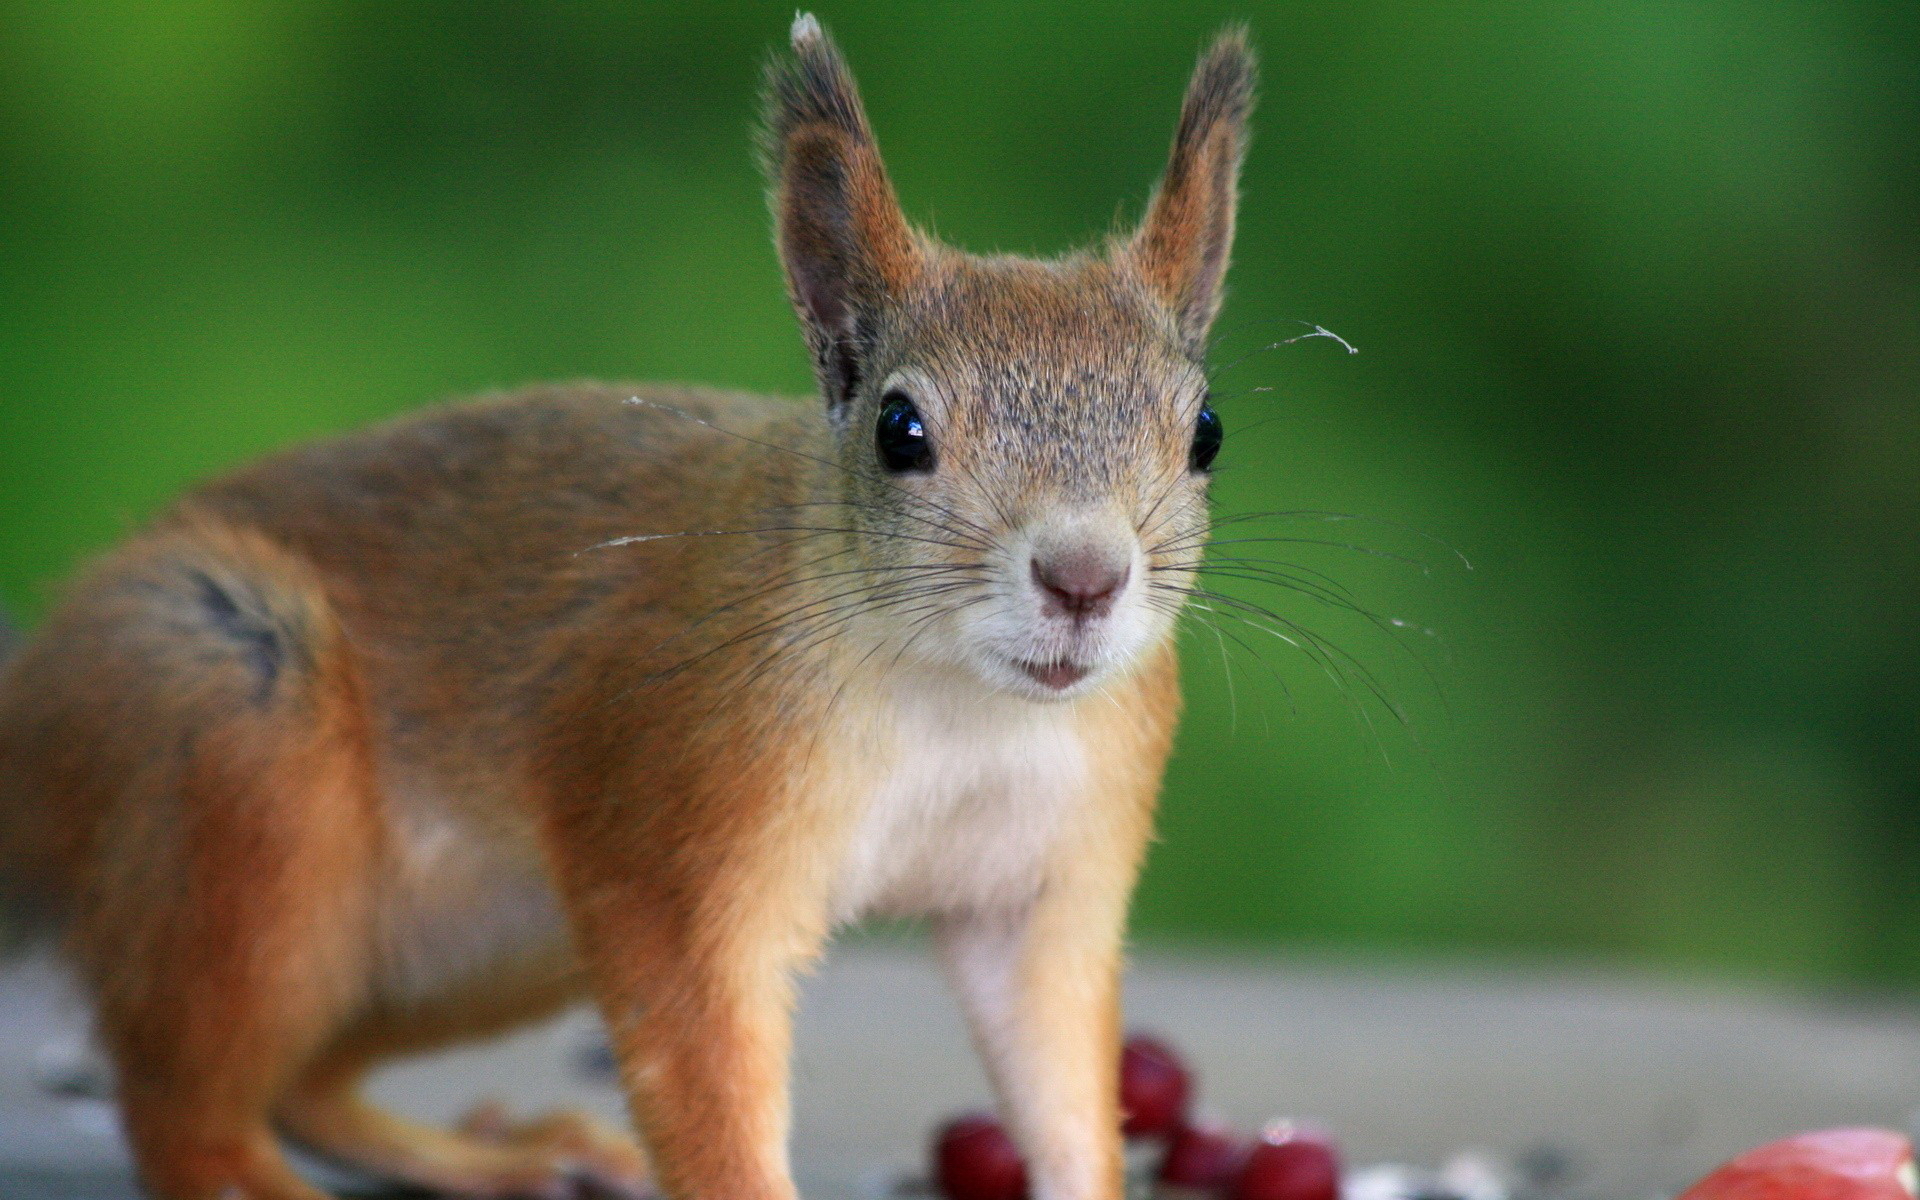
0,14,1255,1200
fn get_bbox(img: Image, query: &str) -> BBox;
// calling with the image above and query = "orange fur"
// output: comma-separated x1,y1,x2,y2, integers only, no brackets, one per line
0,16,1253,1200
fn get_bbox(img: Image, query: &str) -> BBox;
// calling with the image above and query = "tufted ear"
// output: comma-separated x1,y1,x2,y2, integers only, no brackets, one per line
1127,28,1257,356
762,14,921,413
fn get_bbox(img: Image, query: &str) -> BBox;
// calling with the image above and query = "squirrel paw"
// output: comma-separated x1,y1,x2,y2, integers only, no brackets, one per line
456,1099,654,1200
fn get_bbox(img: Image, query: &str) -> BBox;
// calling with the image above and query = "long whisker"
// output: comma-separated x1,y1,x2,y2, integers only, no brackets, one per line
622,395,1000,545
1177,600,1295,722
1160,559,1372,621
1171,554,1362,602
751,499,994,551
1157,581,1418,747
1173,564,1449,711
659,560,991,664
795,590,998,772
1134,462,1203,550
1154,582,1405,766
706,579,987,719
579,523,980,557
1156,509,1473,571
649,571,984,688
1151,531,1440,574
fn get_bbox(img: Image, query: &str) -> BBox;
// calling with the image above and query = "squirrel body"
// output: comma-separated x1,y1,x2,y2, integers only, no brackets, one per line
0,17,1255,1200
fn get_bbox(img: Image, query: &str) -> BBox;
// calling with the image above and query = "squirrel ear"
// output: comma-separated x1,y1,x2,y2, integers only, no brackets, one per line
763,14,920,411
1127,28,1257,355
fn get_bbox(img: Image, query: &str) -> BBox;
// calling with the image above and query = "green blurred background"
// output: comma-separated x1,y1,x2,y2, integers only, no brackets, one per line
2,3,1916,985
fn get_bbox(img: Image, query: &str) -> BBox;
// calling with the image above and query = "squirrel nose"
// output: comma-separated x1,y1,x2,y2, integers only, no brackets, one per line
1031,551,1130,620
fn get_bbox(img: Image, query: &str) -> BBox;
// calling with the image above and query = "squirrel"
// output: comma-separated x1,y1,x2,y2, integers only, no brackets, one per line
0,14,1255,1200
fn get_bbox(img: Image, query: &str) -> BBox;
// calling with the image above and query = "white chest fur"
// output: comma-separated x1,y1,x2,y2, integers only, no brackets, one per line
829,674,1090,924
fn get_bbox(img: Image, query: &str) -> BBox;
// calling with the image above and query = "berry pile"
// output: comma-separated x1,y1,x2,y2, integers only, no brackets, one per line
931,1034,1340,1200
926,1035,1919,1200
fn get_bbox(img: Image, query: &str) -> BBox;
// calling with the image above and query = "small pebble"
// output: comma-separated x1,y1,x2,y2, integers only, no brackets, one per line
1343,1154,1514,1200
1512,1144,1573,1198
33,1039,113,1101
1437,1151,1513,1200
575,1032,619,1083
1345,1165,1433,1200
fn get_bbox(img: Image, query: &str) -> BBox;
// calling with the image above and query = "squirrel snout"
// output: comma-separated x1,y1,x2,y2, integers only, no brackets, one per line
1031,551,1130,620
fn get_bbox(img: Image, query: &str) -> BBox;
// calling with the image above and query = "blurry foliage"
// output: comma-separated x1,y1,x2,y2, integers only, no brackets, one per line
2,2,1916,983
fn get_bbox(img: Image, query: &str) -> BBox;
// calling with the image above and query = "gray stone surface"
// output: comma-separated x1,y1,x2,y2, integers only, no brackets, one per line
3,943,1918,1199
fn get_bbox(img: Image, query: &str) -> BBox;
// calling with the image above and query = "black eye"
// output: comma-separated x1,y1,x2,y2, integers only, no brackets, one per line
876,390,933,473
1190,399,1223,472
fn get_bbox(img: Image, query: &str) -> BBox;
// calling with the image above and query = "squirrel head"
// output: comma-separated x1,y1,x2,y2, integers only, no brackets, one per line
762,14,1255,700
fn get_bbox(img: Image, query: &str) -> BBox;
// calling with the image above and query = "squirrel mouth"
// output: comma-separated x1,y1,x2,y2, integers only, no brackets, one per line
1018,657,1090,690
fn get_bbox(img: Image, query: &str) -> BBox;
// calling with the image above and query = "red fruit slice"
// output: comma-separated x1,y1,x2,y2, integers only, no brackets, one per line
934,1113,1030,1200
1676,1129,1916,1200
1159,1122,1249,1190
1120,1035,1193,1140
1231,1122,1341,1200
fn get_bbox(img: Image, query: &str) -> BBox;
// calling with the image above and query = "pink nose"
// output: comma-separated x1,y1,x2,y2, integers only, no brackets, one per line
1031,551,1130,619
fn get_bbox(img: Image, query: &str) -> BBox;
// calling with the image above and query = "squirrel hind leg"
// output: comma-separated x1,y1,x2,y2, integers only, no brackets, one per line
38,519,382,1199
277,1080,651,1200
267,985,649,1200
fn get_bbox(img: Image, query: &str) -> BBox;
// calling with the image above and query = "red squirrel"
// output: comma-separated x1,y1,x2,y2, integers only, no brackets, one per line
0,15,1255,1200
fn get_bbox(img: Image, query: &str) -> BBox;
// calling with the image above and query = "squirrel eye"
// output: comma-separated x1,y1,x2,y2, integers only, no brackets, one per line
875,390,934,473
1190,399,1223,472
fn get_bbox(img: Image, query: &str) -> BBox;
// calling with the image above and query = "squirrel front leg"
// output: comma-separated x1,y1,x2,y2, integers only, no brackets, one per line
934,797,1153,1200
547,808,825,1200
616,936,804,1200
571,887,816,1200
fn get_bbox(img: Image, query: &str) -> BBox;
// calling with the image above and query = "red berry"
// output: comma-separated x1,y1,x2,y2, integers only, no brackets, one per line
1120,1035,1192,1139
1159,1122,1249,1190
1676,1128,1916,1200
1231,1122,1341,1200
934,1113,1029,1200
